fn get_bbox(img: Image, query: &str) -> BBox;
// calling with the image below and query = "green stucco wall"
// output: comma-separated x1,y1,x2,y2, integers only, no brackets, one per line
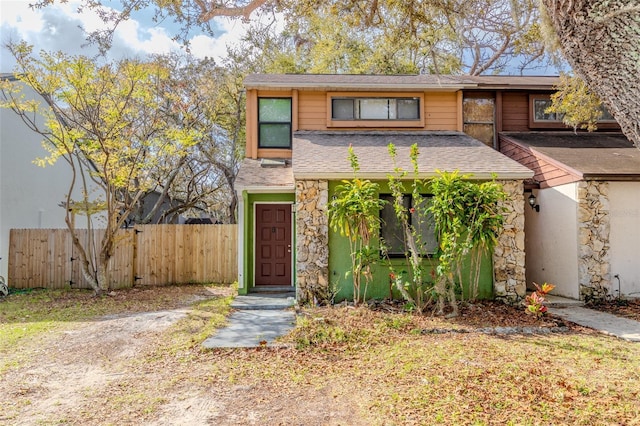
327,181,494,302
239,191,295,295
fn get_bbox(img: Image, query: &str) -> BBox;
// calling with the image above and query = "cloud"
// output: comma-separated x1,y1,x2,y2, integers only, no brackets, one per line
0,0,252,71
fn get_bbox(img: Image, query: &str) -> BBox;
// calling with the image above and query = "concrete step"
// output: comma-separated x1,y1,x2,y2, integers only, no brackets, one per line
230,292,296,310
544,294,585,308
202,310,296,348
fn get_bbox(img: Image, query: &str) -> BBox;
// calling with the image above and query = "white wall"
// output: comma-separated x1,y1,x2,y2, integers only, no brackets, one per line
525,183,580,299
0,83,79,279
609,182,640,297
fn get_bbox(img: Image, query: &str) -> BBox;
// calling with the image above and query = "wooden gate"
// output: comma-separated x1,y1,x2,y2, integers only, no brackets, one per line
8,225,237,289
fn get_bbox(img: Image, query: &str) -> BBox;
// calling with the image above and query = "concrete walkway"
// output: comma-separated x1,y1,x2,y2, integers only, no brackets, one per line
202,292,640,347
549,305,640,342
545,295,640,342
202,292,296,348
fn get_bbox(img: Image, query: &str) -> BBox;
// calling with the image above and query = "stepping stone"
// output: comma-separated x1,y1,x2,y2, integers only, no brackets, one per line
202,310,296,348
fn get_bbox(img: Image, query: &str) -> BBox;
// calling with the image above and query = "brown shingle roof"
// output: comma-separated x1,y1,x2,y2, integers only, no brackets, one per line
244,74,476,91
235,158,295,190
292,131,533,180
244,74,560,91
500,132,640,180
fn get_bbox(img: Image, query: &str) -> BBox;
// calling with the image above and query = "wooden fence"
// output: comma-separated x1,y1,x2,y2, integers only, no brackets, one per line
8,225,237,289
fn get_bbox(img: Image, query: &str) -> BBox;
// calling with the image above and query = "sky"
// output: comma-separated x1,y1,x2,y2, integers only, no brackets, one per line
0,0,257,72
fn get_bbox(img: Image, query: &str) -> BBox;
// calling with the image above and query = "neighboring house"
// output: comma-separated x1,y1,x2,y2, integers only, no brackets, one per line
500,132,640,300
469,77,634,300
0,74,90,280
235,74,541,304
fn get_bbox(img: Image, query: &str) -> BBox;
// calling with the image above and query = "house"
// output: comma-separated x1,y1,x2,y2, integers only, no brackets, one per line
500,132,640,300
235,74,548,304
457,76,636,300
0,74,85,281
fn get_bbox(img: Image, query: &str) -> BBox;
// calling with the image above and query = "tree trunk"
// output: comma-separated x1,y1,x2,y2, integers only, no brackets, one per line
541,0,640,146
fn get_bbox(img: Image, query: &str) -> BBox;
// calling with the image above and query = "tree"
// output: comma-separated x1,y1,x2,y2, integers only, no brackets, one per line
0,42,200,294
545,73,606,132
540,0,640,147
35,0,552,76
32,0,274,52
147,53,246,224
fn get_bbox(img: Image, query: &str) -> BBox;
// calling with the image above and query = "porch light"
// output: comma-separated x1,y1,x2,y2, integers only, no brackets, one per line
528,193,540,212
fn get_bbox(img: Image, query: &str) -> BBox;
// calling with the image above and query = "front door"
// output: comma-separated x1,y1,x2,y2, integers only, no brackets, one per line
255,204,292,286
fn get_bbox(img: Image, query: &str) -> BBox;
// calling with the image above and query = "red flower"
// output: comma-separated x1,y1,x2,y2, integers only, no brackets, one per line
389,273,396,280
409,207,416,214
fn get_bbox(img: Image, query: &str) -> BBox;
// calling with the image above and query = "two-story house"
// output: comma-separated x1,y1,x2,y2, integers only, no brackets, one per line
236,74,638,303
235,74,538,304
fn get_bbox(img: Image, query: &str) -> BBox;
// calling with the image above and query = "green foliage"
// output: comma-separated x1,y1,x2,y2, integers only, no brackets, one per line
429,171,507,313
0,42,203,293
329,145,385,304
384,143,434,312
547,73,605,132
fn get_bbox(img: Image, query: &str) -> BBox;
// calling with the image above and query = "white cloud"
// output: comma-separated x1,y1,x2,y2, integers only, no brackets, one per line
0,0,254,72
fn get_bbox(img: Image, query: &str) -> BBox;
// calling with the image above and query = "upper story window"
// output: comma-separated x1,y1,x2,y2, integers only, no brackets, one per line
529,94,618,129
327,92,425,128
258,98,292,148
463,95,495,147
532,98,563,122
332,97,420,120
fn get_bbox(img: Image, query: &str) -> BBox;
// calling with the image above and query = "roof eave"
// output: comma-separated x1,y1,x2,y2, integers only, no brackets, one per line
244,82,476,92
236,185,296,193
294,171,534,181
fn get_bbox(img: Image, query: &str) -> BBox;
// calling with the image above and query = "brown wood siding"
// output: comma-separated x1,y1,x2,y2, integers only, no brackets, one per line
297,91,327,130
425,92,458,130
246,88,460,157
501,92,530,131
499,135,581,188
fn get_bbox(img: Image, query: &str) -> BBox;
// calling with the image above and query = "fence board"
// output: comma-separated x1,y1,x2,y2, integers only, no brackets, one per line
7,225,237,289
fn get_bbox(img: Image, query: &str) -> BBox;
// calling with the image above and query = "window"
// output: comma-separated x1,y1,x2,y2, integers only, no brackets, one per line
380,194,438,257
332,97,420,120
530,94,619,129
532,98,563,122
258,98,292,148
463,96,495,147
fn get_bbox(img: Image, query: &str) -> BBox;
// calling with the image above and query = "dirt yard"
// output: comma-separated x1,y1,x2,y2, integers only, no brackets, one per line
0,286,362,425
2,285,639,425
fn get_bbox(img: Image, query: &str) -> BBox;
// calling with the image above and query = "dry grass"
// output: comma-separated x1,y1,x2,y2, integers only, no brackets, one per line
1,287,640,425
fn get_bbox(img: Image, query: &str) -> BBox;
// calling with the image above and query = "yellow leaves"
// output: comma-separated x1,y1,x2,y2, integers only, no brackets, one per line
548,73,605,132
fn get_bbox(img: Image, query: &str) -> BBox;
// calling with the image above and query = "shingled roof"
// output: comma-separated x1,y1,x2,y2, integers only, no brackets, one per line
500,132,640,184
244,74,560,91
235,158,294,191
292,131,533,180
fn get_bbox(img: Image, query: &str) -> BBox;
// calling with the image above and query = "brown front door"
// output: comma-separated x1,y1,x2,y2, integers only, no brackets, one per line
255,204,292,286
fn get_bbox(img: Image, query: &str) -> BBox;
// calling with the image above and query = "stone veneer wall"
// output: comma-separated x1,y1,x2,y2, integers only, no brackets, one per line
295,180,330,304
493,180,527,302
577,181,611,300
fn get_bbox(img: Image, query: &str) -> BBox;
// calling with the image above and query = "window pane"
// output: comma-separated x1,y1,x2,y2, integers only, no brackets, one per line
259,124,291,148
397,99,420,119
534,99,558,121
359,99,390,119
463,98,494,122
411,199,438,254
464,123,494,147
259,98,291,122
380,195,408,255
332,99,354,119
